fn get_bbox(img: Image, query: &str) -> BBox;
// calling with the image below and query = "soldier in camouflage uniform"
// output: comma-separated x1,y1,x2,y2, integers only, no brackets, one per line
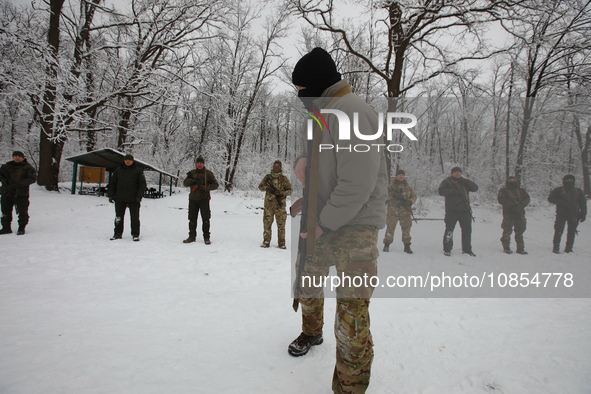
290,47,388,394
258,160,292,249
497,176,530,254
383,169,417,254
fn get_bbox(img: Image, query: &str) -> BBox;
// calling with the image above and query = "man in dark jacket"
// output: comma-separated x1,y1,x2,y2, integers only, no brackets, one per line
0,151,37,235
548,174,587,253
183,156,219,245
438,167,478,256
498,176,530,254
108,154,146,241
258,160,292,249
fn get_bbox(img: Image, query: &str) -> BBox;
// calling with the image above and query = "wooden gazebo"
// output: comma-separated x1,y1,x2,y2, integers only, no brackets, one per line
65,148,177,197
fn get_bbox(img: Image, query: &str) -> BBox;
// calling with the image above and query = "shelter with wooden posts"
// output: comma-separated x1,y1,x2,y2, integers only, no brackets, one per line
65,148,177,198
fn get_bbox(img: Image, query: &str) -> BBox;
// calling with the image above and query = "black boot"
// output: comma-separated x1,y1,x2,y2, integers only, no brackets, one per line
565,245,573,253
0,226,12,235
552,244,560,254
383,243,390,252
16,225,25,235
503,246,513,254
404,243,413,254
288,332,323,357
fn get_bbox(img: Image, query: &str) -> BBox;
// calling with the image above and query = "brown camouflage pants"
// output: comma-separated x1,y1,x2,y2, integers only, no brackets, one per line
383,204,412,244
297,225,378,393
500,214,526,252
262,205,287,244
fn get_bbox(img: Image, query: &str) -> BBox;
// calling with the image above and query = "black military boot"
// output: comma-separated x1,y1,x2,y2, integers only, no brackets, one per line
16,225,25,235
383,243,390,252
565,245,573,253
0,226,12,235
288,332,323,357
552,244,560,254
404,243,413,254
503,246,513,254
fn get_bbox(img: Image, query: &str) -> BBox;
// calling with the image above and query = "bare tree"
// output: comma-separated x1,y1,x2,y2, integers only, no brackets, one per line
289,0,516,98
500,0,591,182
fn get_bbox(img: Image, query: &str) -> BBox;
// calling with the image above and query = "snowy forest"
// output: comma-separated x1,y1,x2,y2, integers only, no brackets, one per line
0,0,589,198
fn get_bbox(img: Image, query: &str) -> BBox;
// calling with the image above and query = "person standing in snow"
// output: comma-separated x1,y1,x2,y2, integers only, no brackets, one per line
182,156,219,245
258,160,292,249
289,47,388,393
497,176,530,254
382,169,417,254
548,174,587,253
438,167,478,256
0,151,37,235
108,154,146,241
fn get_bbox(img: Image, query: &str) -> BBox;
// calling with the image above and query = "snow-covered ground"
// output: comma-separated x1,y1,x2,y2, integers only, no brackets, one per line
1,187,590,393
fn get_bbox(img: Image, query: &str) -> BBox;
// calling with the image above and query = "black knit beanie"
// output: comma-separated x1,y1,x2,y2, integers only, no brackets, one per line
563,174,575,183
292,48,341,99
12,151,25,158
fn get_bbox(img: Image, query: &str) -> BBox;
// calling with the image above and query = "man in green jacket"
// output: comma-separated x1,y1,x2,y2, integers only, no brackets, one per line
108,154,146,241
289,47,388,394
183,156,219,245
497,176,530,254
0,151,37,235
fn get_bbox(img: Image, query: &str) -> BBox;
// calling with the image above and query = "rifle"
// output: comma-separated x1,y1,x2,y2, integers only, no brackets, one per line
266,178,282,205
292,140,317,312
452,179,475,222
394,189,418,224
190,174,211,200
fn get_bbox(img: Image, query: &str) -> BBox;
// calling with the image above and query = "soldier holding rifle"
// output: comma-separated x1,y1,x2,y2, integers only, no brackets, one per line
258,160,292,249
383,169,417,254
183,156,219,245
438,166,478,256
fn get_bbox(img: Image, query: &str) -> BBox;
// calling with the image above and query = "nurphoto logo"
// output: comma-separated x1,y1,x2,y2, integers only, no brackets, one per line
305,108,418,152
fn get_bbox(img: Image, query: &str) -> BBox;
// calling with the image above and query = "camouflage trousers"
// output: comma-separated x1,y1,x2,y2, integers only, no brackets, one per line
263,206,287,244
383,205,412,244
297,225,378,393
500,214,526,252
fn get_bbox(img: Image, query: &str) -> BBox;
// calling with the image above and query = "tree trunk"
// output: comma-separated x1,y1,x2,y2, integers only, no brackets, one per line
514,96,534,183
37,0,65,190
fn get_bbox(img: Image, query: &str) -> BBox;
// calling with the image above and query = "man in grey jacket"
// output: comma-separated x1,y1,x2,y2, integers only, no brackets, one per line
289,48,388,394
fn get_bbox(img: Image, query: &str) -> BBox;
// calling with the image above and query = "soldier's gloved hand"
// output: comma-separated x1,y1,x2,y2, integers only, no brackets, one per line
135,197,142,203
186,179,197,186
400,200,412,206
266,186,274,193
0,184,7,194
580,215,586,223
108,197,114,203
455,189,464,196
391,192,403,200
